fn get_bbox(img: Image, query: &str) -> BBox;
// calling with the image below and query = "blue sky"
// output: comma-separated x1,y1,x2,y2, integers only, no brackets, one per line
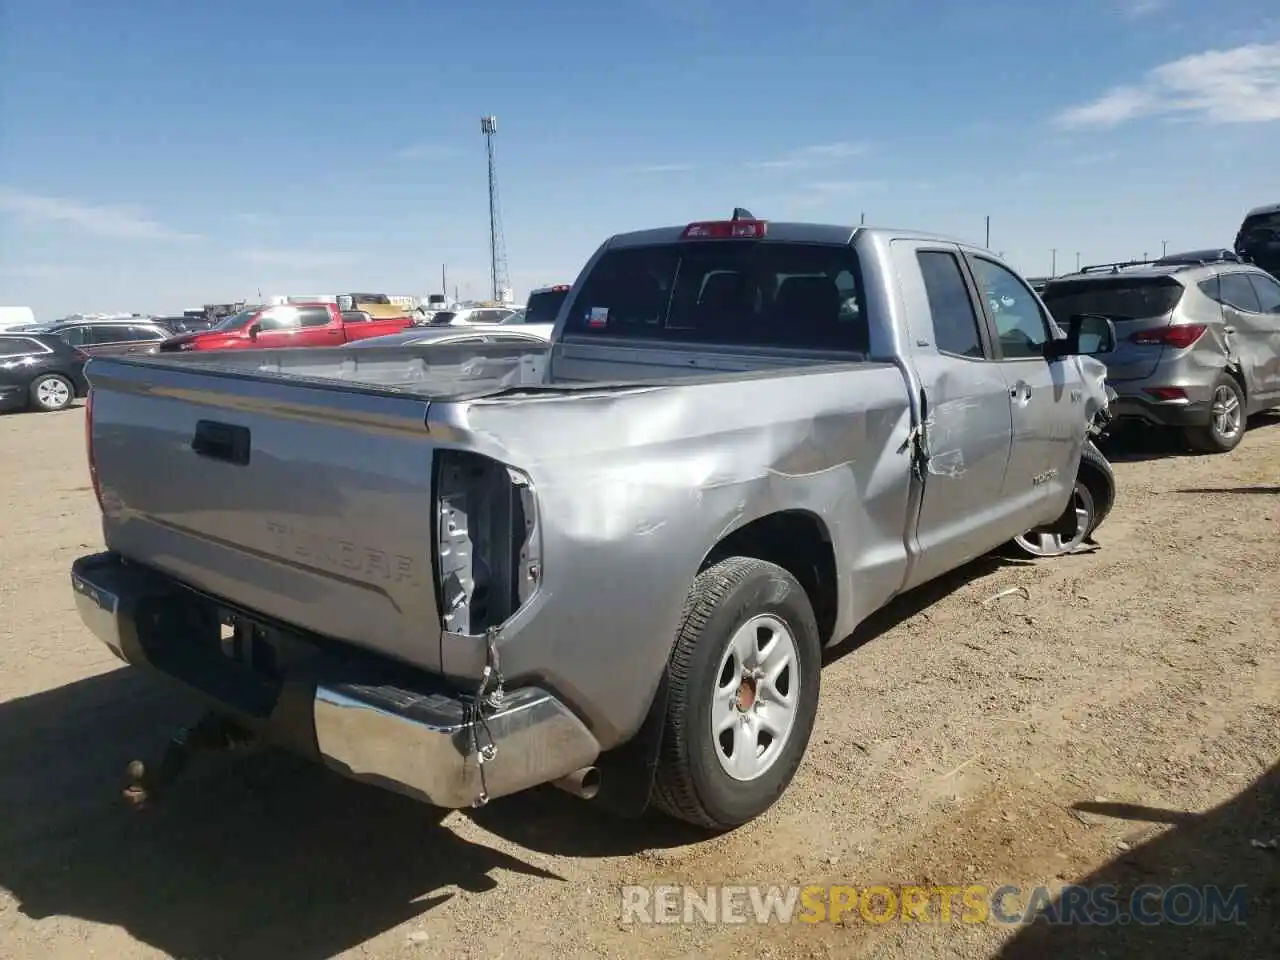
1,0,1278,318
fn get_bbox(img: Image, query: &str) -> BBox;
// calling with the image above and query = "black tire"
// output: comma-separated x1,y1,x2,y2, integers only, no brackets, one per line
652,556,821,832
1078,440,1115,538
1185,372,1246,454
29,373,75,412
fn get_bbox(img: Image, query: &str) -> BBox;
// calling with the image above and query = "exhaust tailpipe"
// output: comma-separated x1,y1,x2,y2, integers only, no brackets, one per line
552,765,601,800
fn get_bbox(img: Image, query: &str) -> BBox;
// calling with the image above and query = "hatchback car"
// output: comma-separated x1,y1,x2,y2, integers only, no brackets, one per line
1040,252,1280,453
0,334,90,413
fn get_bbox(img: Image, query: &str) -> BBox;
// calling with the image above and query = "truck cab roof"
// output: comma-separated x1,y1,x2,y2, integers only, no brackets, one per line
604,222,975,251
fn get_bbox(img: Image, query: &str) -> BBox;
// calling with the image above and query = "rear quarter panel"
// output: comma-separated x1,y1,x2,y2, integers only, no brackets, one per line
434,362,916,746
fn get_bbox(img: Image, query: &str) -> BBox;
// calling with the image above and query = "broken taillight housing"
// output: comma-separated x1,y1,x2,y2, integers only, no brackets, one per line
434,451,541,636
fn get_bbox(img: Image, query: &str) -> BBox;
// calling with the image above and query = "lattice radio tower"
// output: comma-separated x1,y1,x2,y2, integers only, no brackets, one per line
480,116,510,302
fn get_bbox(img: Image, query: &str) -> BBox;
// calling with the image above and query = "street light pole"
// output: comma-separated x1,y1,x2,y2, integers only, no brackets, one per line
985,216,991,248
1162,240,1168,257
1051,248,1057,276
1075,251,1081,272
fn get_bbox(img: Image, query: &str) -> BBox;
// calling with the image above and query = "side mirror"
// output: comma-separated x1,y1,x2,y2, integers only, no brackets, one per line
1047,313,1116,359
248,323,261,340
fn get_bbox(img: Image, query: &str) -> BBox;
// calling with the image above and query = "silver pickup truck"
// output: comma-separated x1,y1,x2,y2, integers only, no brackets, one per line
70,214,1117,831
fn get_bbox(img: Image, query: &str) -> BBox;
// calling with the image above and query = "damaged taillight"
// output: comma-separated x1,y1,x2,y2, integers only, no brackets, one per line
435,451,542,635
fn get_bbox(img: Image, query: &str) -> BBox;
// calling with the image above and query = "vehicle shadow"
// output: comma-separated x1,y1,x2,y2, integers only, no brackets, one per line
824,552,1034,666
1098,410,1280,463
472,552,1039,855
995,757,1280,959
1173,486,1280,495
1096,426,1192,463
0,668,568,960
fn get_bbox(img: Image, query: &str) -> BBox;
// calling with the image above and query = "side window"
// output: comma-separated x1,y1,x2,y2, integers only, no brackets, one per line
56,326,89,346
970,257,1051,359
87,325,126,344
256,308,299,331
0,337,40,359
1246,273,1280,313
916,250,985,359
1218,273,1262,312
297,307,332,328
124,326,164,342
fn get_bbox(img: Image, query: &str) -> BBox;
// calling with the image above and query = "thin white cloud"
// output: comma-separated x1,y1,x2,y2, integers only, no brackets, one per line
237,248,358,269
779,179,887,209
618,163,696,174
0,263,72,279
745,141,868,170
0,187,195,240
1055,42,1280,128
229,212,274,226
1122,0,1166,18
394,142,460,160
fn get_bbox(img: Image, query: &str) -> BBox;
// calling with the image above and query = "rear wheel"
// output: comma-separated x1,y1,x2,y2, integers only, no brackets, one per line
29,374,74,412
652,557,821,832
1185,372,1245,453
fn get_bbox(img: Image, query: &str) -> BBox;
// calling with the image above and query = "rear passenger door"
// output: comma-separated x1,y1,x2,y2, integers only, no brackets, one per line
966,255,1083,528
1244,272,1280,403
895,242,1016,588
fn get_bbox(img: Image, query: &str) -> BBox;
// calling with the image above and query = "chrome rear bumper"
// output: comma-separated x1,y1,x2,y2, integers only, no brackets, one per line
70,551,600,808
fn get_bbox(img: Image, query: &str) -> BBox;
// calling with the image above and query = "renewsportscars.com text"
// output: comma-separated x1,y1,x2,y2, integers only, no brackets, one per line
620,883,1249,926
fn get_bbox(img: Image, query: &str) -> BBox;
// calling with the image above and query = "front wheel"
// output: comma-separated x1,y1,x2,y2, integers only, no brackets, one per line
652,557,822,832
1011,442,1114,558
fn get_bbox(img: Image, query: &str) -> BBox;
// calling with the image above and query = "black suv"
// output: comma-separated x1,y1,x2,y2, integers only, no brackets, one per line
0,334,90,413
1234,203,1280,280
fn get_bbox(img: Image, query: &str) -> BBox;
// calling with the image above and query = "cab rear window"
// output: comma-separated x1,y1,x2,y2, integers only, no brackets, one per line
563,241,868,352
525,289,569,325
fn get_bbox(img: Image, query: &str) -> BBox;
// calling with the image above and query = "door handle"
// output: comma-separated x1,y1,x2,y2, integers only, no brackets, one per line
1009,382,1032,402
191,420,251,465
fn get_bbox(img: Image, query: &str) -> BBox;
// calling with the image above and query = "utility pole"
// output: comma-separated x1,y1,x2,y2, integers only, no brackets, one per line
985,216,991,248
481,115,510,303
1051,248,1057,276
860,211,865,225
441,264,447,296
1161,240,1168,257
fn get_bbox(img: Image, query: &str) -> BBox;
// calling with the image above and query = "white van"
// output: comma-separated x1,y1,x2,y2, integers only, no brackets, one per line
0,306,37,330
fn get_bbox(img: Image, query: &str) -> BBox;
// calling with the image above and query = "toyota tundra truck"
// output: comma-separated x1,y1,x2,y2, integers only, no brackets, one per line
70,213,1117,831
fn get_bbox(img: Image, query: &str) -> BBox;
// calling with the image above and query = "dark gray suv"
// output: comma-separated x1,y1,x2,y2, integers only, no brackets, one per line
1040,251,1280,453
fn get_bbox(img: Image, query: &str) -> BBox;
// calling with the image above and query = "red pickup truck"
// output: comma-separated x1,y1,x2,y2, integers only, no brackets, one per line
157,302,414,353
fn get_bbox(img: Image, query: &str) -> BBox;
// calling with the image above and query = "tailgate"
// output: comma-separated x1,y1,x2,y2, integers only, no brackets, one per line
1041,275,1185,381
86,357,445,672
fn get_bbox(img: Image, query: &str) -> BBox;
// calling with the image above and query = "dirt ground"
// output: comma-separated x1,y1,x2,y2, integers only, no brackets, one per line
1,405,1276,960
